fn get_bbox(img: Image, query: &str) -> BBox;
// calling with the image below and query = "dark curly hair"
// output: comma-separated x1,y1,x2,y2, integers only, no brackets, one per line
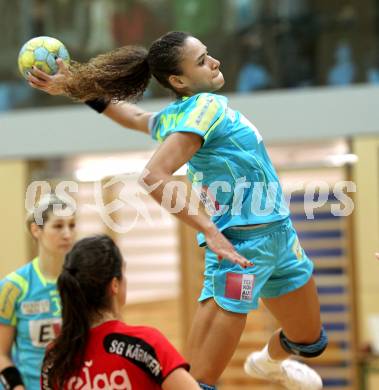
65,31,190,101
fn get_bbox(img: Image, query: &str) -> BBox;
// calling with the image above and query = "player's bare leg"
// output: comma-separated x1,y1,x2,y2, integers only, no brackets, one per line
245,278,325,390
187,298,246,388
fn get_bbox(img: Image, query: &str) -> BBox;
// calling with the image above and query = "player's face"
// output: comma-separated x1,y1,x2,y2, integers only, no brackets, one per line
36,213,76,257
173,37,225,95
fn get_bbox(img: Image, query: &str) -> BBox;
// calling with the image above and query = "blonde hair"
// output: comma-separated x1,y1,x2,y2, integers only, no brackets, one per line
26,194,75,230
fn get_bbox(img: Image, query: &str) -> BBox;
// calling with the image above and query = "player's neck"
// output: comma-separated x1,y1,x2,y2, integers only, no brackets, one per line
37,250,64,280
90,310,120,328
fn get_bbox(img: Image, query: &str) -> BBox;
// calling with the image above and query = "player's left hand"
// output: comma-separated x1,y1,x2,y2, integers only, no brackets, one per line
27,58,70,96
205,228,254,269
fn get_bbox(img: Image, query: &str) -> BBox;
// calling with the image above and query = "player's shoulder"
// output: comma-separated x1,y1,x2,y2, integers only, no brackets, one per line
0,266,31,318
124,322,163,337
15,260,34,277
112,322,166,343
157,93,226,117
185,92,227,108
2,262,32,290
0,278,22,309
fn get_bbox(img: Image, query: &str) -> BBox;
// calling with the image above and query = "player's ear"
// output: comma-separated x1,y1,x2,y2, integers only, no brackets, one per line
109,277,119,295
30,222,42,240
168,74,187,91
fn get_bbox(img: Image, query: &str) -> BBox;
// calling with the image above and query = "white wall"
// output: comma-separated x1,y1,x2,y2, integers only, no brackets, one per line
1,84,379,159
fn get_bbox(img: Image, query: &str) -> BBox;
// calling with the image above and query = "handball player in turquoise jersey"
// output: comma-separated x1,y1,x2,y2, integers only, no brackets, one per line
28,31,327,390
0,195,75,390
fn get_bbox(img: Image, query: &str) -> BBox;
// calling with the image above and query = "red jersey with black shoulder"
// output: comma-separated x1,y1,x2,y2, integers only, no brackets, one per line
41,320,189,389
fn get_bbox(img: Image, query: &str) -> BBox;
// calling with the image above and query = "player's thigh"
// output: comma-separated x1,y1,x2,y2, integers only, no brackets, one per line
187,298,247,383
261,277,321,343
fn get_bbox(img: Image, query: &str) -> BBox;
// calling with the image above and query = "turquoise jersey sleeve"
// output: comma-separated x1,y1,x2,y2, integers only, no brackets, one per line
0,274,23,326
150,93,226,146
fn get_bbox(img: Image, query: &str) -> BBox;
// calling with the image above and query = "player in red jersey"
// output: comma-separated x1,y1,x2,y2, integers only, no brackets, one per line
41,235,200,390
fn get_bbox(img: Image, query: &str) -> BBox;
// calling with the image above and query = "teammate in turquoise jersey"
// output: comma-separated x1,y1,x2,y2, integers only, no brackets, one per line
0,195,75,390
28,31,327,390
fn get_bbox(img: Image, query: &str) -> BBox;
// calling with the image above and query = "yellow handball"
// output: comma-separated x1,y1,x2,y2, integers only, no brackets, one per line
18,36,70,79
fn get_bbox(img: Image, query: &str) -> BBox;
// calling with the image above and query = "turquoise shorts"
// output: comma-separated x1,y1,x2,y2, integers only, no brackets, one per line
198,217,314,314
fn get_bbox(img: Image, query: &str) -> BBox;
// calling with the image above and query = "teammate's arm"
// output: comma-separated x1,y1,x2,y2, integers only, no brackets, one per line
162,368,201,390
0,324,24,390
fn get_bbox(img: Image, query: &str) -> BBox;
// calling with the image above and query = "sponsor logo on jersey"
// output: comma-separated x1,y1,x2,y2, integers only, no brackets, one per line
198,186,220,215
225,272,255,302
186,95,219,133
29,318,61,347
21,299,50,315
292,236,304,260
66,360,132,390
226,107,236,122
104,333,163,383
0,282,20,320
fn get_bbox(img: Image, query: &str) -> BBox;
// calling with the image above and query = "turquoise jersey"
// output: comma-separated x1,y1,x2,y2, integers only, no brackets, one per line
149,93,290,245
0,258,61,389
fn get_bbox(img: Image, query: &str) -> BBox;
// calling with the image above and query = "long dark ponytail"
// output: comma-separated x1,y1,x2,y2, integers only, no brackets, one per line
43,235,123,388
65,31,190,101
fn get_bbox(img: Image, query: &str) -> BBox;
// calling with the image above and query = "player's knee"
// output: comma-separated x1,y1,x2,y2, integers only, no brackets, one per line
279,327,328,358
